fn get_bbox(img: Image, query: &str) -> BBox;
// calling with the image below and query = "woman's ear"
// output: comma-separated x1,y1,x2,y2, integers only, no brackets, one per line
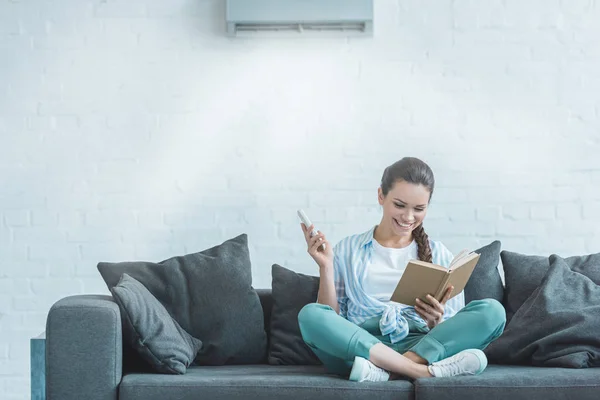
377,187,384,206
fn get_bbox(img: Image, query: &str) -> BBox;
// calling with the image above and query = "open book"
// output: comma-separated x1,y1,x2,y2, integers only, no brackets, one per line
390,250,480,306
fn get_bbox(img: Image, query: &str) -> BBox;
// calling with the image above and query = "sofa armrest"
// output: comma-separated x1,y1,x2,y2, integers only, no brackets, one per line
46,295,122,400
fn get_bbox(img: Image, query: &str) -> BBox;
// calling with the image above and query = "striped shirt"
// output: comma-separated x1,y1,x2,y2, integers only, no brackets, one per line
333,225,465,344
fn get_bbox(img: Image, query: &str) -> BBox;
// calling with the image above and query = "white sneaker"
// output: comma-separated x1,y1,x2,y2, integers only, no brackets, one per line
349,356,390,382
428,349,488,378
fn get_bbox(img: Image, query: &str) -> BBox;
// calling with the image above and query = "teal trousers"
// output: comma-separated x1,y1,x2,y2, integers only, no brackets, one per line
298,299,506,376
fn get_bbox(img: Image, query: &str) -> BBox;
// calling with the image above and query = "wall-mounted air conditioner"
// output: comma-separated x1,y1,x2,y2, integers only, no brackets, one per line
225,0,374,37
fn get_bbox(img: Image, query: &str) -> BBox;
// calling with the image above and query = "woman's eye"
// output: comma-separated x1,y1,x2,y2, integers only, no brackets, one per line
394,203,425,212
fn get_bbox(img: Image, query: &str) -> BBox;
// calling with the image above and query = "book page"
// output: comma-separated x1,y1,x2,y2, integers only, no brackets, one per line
449,249,473,269
444,253,480,299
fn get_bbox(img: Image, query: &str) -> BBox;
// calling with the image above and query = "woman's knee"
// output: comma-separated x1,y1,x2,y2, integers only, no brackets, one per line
470,298,506,331
298,302,330,327
298,303,332,344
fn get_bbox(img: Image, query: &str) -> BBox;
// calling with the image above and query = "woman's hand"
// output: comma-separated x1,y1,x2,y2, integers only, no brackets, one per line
414,286,454,329
301,223,334,270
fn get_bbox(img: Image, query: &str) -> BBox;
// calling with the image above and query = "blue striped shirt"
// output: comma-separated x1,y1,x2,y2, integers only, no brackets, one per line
333,225,465,344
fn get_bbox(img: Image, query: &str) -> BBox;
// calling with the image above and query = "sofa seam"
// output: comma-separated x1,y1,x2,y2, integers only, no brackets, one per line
112,305,119,388
120,384,413,391
416,385,600,389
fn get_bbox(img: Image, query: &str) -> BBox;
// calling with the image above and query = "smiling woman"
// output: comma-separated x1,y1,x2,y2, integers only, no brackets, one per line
376,160,435,260
296,157,507,383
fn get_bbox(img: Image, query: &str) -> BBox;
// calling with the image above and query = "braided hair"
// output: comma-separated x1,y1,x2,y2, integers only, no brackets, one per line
380,157,434,263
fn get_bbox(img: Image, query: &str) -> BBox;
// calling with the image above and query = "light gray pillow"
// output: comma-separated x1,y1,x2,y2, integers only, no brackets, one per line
501,250,600,324
111,273,203,374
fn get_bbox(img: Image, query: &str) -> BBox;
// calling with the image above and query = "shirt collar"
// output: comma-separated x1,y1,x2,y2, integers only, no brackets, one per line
357,225,377,248
359,225,418,250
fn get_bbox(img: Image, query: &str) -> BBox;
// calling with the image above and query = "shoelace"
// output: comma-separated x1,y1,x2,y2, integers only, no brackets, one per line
437,354,467,376
366,363,386,380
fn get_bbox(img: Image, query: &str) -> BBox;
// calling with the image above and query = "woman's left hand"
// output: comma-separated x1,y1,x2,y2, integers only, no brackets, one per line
414,286,454,329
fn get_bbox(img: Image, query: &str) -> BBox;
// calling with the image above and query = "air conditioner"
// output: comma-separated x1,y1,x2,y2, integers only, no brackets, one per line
225,0,374,37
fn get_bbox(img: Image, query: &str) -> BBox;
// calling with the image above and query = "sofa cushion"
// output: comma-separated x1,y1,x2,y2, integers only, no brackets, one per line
484,254,600,368
268,264,321,365
464,240,503,304
501,250,600,324
256,289,273,342
119,365,415,400
414,364,600,400
98,234,267,365
111,273,203,374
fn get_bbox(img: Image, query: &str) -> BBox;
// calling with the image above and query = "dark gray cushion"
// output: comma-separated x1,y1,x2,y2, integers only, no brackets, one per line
111,273,203,374
501,250,600,324
98,234,267,365
464,240,503,304
414,364,600,400
267,264,321,365
484,254,600,368
119,365,415,400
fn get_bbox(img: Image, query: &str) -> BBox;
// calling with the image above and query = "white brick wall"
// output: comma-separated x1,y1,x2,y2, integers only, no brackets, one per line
1,0,600,397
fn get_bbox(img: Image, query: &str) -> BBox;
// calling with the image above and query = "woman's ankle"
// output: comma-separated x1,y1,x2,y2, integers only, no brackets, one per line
414,363,434,378
403,351,428,365
369,344,433,379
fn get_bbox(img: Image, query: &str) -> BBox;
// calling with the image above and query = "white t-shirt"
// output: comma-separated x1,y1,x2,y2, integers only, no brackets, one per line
363,238,418,303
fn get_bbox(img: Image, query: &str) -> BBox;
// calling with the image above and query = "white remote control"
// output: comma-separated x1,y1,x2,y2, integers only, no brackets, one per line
297,209,326,250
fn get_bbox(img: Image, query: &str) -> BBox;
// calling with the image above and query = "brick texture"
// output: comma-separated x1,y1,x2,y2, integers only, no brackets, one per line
1,0,600,397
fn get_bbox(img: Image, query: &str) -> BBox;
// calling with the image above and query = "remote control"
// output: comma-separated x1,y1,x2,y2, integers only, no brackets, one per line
297,209,326,250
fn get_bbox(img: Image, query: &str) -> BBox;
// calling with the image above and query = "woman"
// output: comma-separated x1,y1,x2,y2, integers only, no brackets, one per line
298,157,506,382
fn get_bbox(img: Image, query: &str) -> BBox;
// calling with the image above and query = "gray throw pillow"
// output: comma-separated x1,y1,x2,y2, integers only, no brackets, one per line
267,264,322,365
484,254,600,368
464,240,503,304
98,234,267,366
111,274,203,374
501,250,600,324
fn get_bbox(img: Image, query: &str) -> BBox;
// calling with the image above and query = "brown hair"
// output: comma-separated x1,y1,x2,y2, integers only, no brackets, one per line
380,157,434,263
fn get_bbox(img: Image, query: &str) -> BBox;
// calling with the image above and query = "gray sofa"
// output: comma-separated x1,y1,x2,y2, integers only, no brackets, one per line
46,289,600,400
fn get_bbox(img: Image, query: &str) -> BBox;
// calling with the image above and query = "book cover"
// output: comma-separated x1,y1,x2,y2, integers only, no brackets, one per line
390,252,480,306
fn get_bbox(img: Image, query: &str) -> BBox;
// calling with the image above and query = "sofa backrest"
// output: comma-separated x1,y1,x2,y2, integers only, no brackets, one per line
256,289,273,338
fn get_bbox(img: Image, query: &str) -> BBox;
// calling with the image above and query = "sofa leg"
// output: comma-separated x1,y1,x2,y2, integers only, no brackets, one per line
31,331,46,400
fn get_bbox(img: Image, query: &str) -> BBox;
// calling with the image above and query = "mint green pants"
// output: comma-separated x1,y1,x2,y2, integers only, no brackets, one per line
298,299,506,376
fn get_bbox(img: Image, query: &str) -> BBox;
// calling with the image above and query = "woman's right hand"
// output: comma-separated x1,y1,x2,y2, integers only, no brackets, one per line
301,223,334,270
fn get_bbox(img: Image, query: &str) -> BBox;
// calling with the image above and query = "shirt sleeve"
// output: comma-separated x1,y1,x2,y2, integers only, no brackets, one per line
333,249,349,318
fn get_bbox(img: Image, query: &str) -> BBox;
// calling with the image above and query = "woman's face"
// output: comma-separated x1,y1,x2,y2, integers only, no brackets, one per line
378,180,431,238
